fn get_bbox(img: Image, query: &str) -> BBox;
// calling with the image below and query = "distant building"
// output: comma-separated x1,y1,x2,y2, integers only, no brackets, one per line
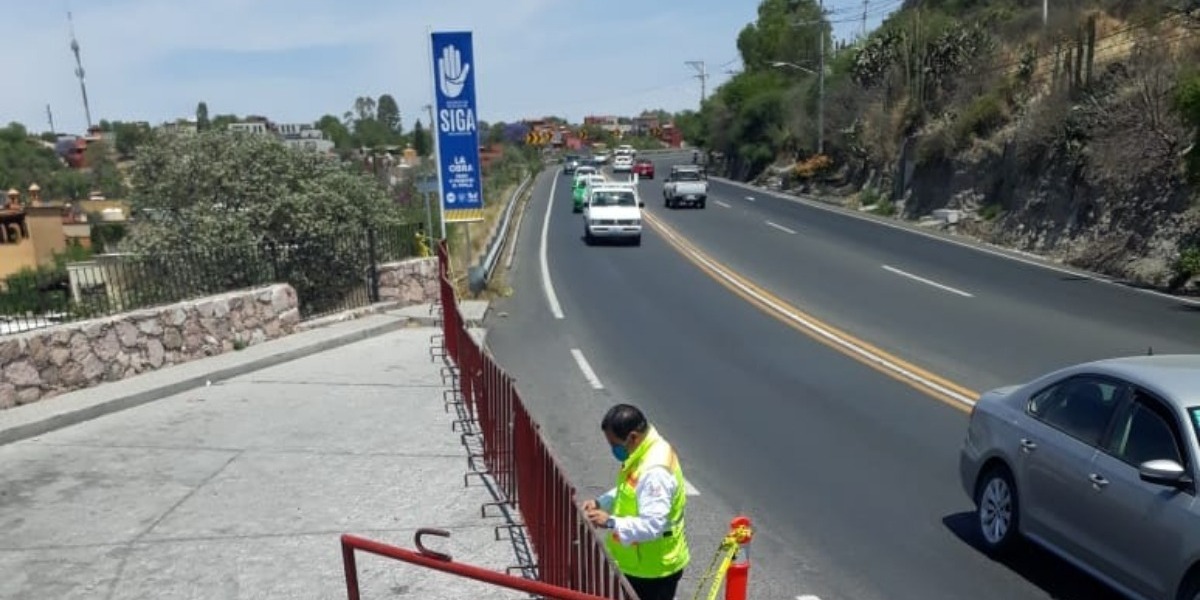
159,118,198,135
275,123,335,154
582,115,632,137
634,112,661,135
228,121,273,135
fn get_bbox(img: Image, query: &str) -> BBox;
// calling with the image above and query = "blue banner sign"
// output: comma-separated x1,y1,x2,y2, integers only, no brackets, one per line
430,31,484,223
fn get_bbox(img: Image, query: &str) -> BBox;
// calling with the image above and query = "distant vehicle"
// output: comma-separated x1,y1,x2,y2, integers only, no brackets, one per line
960,354,1200,600
615,144,636,157
591,151,610,166
632,158,655,179
573,165,599,181
573,174,607,213
563,154,582,175
583,182,643,246
662,166,708,209
612,155,634,173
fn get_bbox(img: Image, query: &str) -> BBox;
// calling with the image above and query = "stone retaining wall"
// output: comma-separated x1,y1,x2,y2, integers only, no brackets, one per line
0,257,443,411
0,284,300,409
378,257,438,305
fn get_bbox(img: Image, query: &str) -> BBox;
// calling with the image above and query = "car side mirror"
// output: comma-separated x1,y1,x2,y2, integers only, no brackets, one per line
1139,459,1193,488
639,201,645,208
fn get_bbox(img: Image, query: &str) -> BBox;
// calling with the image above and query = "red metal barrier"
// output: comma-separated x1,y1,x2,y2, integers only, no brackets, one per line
342,530,613,600
430,239,637,599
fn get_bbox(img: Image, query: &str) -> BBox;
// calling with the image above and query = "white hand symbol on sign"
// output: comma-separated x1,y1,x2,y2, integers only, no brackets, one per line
438,44,471,99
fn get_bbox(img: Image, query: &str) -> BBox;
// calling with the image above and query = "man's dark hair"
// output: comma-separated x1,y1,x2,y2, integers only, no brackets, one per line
601,404,649,439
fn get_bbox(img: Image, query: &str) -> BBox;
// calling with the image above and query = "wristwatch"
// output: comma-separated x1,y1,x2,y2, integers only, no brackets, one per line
605,517,616,529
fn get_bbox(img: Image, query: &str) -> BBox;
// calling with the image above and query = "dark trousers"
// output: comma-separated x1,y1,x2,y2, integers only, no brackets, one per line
625,569,684,600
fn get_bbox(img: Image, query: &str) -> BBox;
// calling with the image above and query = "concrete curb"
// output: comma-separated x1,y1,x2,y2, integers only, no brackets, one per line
0,315,414,447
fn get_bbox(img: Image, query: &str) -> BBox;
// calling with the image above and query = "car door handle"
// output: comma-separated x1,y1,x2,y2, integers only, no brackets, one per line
1019,438,1038,451
1088,474,1109,488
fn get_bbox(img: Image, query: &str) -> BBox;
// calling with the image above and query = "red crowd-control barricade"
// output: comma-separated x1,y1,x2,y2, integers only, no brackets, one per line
421,240,637,599
342,530,618,600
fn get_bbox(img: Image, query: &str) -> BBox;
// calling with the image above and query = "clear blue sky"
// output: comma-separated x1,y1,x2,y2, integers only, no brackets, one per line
4,0,898,135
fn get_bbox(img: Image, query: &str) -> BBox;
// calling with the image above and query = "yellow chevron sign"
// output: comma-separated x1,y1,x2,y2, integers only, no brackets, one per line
444,207,485,223
525,129,552,145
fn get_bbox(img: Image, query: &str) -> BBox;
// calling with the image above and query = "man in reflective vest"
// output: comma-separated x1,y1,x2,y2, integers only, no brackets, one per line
582,404,690,600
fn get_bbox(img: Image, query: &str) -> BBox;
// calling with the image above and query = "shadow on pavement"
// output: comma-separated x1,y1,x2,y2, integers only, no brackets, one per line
942,512,1126,600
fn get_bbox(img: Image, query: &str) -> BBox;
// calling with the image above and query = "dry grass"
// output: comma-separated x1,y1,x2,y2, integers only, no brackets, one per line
445,182,520,296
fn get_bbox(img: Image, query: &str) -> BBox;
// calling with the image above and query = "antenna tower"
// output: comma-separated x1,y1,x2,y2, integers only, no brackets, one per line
68,11,93,130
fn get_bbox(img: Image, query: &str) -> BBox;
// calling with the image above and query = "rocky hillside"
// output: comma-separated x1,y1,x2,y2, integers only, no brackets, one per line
683,0,1200,291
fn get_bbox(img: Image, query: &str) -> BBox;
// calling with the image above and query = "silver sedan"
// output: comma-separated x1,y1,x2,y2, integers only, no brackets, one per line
960,355,1200,600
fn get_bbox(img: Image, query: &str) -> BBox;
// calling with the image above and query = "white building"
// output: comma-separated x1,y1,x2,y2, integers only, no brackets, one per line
228,121,272,135
282,138,335,153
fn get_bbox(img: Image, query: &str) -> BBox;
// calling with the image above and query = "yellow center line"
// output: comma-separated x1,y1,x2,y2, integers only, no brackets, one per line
641,210,981,414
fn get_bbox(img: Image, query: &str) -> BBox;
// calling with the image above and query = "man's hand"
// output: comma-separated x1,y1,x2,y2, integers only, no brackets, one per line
585,508,610,527
580,498,598,512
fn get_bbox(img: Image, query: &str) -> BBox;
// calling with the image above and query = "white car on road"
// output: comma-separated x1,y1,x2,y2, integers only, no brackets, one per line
612,155,633,173
583,183,644,246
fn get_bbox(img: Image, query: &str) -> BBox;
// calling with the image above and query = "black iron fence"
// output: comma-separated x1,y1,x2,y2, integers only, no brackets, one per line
0,223,422,336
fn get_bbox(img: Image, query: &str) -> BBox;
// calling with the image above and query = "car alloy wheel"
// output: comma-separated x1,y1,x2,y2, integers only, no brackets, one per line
976,468,1018,552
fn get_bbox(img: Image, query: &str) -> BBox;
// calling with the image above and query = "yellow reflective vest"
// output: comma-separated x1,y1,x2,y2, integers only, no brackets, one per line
605,426,690,578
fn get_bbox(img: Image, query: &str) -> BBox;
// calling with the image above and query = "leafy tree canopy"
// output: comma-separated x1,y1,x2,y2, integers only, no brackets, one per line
126,129,405,253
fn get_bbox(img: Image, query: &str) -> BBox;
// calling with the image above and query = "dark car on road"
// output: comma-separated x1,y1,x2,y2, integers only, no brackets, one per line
563,154,581,175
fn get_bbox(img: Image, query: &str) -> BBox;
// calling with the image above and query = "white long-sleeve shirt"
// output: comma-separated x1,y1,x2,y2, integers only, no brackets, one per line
596,466,678,546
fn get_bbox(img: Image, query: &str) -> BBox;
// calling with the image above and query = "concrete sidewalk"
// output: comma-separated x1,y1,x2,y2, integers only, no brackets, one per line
0,302,528,599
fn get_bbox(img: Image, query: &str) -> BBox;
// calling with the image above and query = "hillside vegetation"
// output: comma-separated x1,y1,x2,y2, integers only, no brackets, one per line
680,0,1200,290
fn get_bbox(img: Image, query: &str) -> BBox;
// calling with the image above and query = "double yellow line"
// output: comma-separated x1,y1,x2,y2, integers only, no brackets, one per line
641,210,981,413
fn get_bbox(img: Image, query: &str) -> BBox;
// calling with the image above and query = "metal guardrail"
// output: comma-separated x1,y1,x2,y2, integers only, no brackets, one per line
468,174,533,294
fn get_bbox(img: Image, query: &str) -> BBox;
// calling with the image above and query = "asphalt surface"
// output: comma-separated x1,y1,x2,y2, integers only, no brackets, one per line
689,174,1200,392
480,159,1177,599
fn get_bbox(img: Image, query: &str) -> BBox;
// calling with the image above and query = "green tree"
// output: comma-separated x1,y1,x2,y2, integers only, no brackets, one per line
736,0,826,71
210,114,240,130
411,119,430,156
316,114,354,154
376,94,402,134
0,123,67,194
83,141,126,198
128,130,404,250
196,101,210,131
126,129,413,313
111,121,151,159
1176,71,1200,181
486,122,506,146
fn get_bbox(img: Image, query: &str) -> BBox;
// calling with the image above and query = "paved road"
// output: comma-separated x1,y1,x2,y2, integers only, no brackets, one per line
689,173,1200,392
482,163,1146,599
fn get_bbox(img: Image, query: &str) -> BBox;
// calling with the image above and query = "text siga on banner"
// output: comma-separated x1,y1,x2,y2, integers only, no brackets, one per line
431,31,484,224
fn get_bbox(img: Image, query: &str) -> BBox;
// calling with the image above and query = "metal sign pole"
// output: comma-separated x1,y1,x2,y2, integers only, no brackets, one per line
426,27,448,242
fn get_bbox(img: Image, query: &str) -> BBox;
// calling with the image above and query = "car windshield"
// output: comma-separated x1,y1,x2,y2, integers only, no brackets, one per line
591,190,636,206
675,171,701,181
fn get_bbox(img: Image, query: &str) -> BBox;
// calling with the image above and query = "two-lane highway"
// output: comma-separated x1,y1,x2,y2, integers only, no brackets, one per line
641,163,1200,394
484,163,1131,599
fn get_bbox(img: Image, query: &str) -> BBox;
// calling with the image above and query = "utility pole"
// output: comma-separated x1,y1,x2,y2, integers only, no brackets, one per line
685,61,708,107
422,103,435,242
1043,0,1048,27
862,0,869,38
817,0,826,155
67,11,93,130
46,105,56,136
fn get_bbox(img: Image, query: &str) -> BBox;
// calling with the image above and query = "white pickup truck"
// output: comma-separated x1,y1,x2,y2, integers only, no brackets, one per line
583,182,644,246
662,166,708,209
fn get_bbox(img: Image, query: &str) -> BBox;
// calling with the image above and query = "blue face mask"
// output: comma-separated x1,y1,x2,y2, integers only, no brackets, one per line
611,443,629,462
